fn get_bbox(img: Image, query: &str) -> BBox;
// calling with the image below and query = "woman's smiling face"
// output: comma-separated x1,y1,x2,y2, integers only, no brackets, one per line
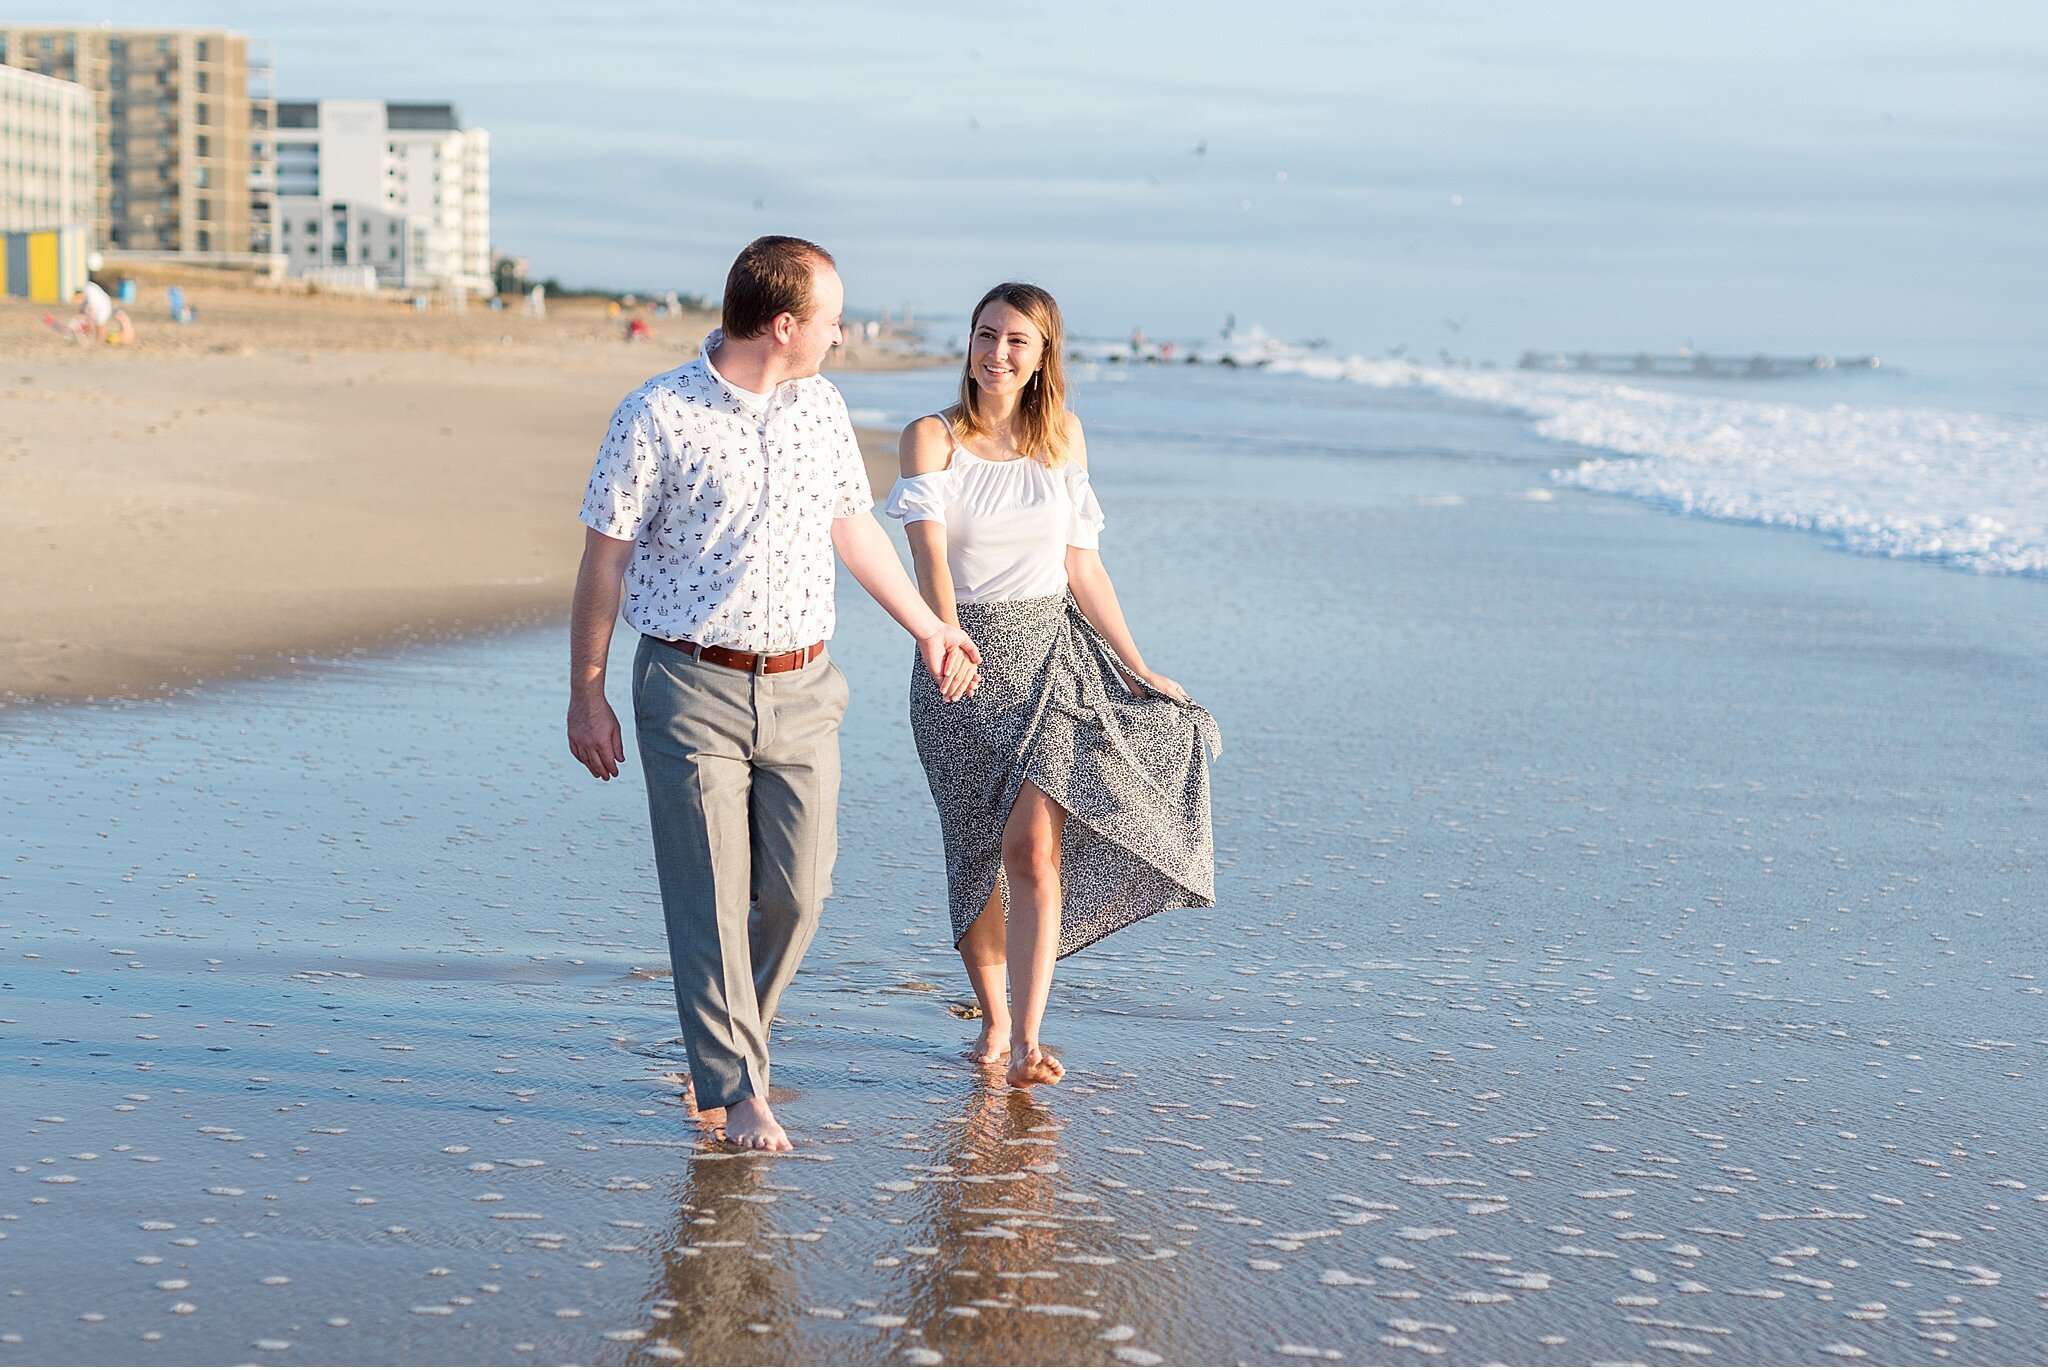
969,300,1046,401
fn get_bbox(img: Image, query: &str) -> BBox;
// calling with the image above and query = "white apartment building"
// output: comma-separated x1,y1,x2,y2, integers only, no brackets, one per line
0,62,92,234
0,63,92,301
273,98,490,293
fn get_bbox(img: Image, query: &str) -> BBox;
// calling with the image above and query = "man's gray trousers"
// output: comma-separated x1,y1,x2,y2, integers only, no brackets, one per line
631,636,847,1111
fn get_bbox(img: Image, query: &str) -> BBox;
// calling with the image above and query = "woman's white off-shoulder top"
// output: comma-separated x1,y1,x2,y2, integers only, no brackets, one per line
883,445,1106,603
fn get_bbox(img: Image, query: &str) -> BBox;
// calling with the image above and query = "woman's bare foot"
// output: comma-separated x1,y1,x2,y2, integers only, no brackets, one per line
965,1022,1012,1064
1006,1043,1064,1088
720,1095,792,1152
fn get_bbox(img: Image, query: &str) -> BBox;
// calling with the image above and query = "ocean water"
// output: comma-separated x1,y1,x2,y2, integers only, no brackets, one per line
4,362,2045,1365
1207,339,2048,579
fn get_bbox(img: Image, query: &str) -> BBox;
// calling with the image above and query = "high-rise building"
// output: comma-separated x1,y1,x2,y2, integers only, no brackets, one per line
273,99,490,293
0,62,93,300
0,25,276,256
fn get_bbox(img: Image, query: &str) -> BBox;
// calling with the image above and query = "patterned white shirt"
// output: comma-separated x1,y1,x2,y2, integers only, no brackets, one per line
580,338,874,652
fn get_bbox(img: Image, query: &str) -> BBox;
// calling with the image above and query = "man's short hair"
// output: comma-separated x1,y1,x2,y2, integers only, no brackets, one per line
721,236,836,340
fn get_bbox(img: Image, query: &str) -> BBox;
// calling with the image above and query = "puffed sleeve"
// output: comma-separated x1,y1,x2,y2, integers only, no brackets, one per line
883,469,953,526
1064,462,1105,549
579,390,663,540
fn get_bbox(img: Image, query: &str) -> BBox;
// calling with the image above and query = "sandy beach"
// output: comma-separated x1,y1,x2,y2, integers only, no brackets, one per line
0,277,916,705
3,361,2043,1365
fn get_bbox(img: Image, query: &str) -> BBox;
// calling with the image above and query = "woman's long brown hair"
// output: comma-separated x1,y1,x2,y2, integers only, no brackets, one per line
945,282,1072,467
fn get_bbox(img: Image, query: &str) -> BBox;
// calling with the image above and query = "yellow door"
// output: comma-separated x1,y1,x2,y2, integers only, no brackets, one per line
29,232,61,302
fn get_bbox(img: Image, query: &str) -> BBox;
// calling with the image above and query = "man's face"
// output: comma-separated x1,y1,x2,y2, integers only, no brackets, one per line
784,266,844,377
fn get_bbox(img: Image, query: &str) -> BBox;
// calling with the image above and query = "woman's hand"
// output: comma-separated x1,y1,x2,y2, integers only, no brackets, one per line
1127,667,1188,703
916,623,981,701
941,645,980,700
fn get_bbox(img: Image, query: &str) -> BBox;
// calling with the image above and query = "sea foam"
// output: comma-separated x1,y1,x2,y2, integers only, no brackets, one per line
1259,350,2048,578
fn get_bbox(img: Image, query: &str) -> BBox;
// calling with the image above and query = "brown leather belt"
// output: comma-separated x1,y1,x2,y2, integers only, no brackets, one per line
654,636,825,675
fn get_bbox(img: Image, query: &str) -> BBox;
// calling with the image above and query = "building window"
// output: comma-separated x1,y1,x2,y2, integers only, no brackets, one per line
194,103,210,126
196,198,212,221
196,39,211,61
196,228,212,251
195,166,211,188
195,70,210,93
195,135,210,156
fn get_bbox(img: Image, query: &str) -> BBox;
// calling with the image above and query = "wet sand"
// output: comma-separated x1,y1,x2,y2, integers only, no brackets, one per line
2,366,2045,1365
0,281,916,705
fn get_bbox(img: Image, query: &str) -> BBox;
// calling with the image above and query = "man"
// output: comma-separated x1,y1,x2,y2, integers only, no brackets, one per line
567,236,978,1152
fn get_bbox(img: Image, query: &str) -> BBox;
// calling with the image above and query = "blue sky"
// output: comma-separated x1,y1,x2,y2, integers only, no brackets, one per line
35,1,2048,356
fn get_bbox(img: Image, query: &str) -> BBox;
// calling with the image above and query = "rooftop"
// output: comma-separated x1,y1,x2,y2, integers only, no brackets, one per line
274,100,464,132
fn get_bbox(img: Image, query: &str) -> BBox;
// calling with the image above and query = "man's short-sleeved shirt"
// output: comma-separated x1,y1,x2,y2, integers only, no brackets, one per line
580,338,874,652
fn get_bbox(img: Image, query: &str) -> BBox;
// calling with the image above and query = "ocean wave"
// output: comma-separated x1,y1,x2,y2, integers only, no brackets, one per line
1261,350,2048,578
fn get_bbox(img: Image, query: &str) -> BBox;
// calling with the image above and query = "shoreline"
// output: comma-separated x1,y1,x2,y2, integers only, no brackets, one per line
6,356,2045,1364
1,280,928,707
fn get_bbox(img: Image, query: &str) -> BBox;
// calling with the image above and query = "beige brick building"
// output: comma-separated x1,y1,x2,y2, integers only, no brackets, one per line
0,25,276,256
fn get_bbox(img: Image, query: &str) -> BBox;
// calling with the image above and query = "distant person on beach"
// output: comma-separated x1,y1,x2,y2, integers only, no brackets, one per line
75,280,113,342
567,236,981,1151
887,282,1220,1087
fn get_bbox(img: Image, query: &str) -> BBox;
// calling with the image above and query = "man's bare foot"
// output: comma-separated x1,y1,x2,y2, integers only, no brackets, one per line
1006,1043,1064,1088
721,1095,792,1152
965,1022,1012,1064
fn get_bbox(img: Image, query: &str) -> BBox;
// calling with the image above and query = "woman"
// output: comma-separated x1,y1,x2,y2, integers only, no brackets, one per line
886,282,1221,1088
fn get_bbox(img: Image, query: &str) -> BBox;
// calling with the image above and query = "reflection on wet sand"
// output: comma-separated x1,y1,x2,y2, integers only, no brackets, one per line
890,1084,1163,1366
634,1150,810,1365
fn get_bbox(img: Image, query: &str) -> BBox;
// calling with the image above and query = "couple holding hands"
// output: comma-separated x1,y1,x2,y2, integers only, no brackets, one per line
568,236,1219,1150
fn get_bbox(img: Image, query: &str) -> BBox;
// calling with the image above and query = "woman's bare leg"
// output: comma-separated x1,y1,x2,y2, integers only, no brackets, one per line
957,883,1010,1062
1001,780,1066,1087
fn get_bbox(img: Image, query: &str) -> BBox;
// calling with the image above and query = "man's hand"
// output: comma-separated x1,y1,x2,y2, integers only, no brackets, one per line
568,528,634,779
568,690,626,780
920,624,981,702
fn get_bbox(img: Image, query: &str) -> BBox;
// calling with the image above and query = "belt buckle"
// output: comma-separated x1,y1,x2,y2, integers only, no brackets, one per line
753,648,773,675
